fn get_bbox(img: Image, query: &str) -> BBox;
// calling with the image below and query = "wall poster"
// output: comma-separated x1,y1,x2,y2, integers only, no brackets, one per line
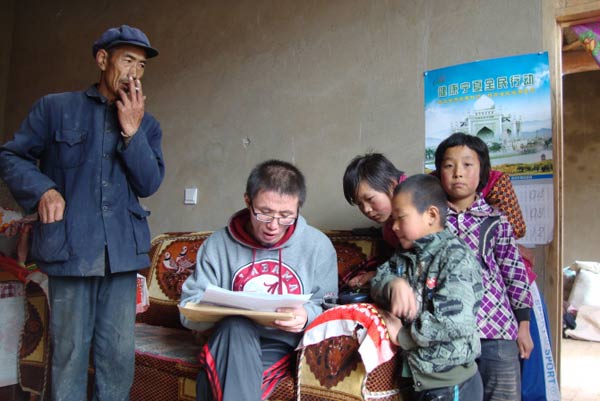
424,52,553,245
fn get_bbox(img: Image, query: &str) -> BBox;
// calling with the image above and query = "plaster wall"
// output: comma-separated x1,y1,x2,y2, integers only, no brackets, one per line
0,0,17,256
4,0,544,235
0,0,15,139
562,70,600,266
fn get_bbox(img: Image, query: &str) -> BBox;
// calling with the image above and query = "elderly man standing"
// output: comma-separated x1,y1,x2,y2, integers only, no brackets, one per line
0,25,164,400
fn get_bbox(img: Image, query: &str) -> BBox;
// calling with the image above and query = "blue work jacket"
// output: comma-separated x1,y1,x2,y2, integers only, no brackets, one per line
0,85,165,276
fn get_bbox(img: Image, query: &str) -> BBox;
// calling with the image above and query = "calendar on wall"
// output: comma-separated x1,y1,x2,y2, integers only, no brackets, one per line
512,179,554,245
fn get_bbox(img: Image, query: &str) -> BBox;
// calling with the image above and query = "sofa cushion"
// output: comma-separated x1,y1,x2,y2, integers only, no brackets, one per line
133,322,296,401
137,232,212,328
133,324,200,401
135,323,199,369
323,230,387,287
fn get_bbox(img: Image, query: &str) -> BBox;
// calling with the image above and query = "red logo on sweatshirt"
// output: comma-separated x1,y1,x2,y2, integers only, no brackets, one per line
232,259,302,294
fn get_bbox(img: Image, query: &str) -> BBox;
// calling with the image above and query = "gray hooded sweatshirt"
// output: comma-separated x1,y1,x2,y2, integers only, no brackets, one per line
180,208,338,347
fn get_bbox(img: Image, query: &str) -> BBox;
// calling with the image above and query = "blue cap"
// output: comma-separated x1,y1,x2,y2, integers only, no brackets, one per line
92,25,158,58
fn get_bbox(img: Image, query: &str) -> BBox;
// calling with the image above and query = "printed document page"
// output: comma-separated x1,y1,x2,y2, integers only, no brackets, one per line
201,284,312,312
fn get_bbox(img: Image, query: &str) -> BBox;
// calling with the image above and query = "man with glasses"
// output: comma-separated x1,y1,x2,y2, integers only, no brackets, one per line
180,159,338,401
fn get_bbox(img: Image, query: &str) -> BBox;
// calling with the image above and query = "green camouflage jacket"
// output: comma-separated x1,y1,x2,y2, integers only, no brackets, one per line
371,229,483,391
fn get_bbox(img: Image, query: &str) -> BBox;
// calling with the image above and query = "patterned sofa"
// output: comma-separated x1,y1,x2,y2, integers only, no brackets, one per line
132,229,410,401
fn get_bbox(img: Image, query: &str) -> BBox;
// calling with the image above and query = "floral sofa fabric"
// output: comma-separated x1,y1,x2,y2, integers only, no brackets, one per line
133,232,210,401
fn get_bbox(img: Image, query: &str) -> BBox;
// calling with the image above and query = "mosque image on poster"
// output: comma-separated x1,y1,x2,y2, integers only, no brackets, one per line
451,94,522,144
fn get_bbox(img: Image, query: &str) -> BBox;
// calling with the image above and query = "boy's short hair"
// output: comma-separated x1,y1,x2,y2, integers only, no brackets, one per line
433,132,491,192
394,174,448,226
343,153,404,205
246,159,306,206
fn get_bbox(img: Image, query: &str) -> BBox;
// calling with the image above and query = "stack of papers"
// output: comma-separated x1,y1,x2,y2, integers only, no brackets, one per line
179,284,312,324
200,284,312,311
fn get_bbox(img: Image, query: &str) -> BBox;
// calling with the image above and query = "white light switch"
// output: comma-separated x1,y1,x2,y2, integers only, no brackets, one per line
184,188,198,205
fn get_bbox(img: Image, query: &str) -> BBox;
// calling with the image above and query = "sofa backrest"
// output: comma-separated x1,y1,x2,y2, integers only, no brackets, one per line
137,229,386,329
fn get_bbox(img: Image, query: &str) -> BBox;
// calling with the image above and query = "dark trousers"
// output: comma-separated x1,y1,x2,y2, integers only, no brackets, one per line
49,271,137,401
412,371,483,401
196,316,293,401
478,339,521,401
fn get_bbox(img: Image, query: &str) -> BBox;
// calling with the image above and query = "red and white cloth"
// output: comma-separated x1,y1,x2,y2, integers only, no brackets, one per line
298,303,397,373
136,273,149,314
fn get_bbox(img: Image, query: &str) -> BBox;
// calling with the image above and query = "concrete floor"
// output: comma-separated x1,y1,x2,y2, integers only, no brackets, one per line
561,338,600,401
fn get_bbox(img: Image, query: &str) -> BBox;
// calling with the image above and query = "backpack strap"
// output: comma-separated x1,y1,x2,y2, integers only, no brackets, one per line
477,216,501,266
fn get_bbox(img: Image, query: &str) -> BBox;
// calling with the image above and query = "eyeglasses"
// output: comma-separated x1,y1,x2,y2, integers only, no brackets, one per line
250,203,297,226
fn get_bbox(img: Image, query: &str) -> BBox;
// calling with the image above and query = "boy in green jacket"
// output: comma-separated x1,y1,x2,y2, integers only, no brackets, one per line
371,174,484,401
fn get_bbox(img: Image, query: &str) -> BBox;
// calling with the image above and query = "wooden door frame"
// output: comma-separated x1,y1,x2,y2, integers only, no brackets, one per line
548,0,600,385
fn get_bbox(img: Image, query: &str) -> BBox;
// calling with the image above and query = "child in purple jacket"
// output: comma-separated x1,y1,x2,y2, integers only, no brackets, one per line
435,132,533,401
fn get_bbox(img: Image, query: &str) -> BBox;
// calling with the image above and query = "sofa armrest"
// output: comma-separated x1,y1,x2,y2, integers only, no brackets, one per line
299,303,396,373
297,303,410,400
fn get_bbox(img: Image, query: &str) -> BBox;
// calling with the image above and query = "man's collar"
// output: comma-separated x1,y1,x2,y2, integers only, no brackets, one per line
85,84,109,104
